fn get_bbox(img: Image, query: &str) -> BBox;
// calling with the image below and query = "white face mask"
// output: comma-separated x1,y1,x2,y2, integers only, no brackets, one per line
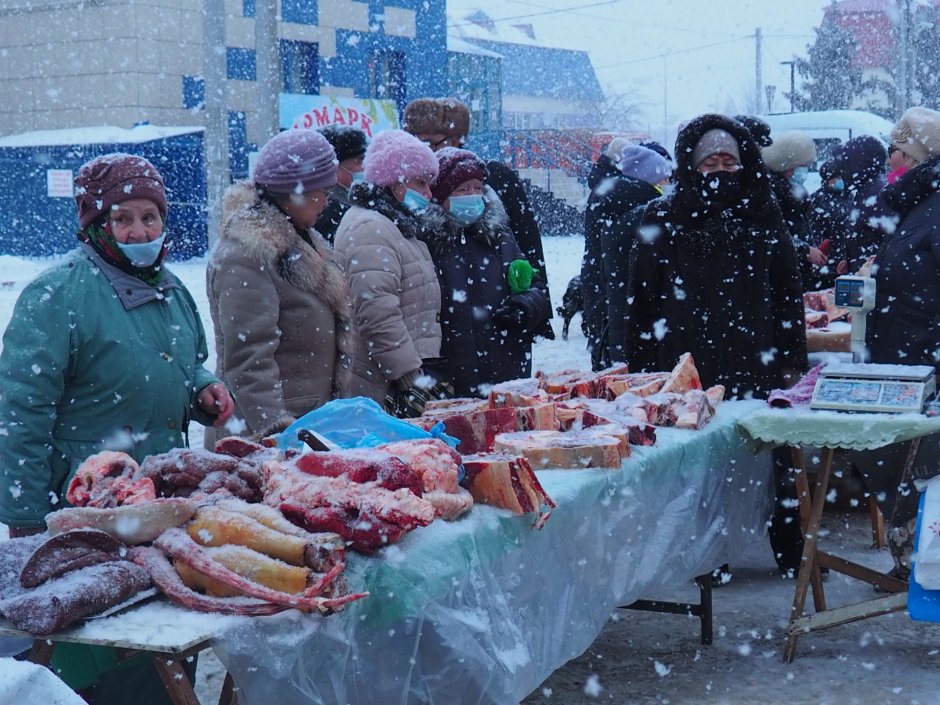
116,232,167,267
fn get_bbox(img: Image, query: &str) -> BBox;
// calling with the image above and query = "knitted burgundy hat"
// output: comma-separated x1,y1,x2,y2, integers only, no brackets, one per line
74,153,168,228
362,129,438,187
253,129,338,194
431,147,488,203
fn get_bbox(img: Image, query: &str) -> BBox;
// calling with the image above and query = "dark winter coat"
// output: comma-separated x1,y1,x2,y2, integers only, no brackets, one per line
0,246,219,529
206,182,354,445
768,172,825,291
485,159,555,340
333,182,442,402
867,155,940,371
594,178,663,364
623,114,808,398
833,136,896,268
582,154,662,369
807,184,849,288
313,184,353,245
421,187,552,396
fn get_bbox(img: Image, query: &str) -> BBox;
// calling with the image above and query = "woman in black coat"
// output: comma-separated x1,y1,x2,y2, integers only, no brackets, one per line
424,148,552,397
624,113,810,576
623,113,808,398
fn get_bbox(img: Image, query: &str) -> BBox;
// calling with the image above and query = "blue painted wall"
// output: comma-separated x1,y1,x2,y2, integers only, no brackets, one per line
0,132,207,259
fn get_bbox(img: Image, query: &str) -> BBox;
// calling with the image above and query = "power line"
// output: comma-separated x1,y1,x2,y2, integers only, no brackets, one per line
595,34,754,69
447,0,625,28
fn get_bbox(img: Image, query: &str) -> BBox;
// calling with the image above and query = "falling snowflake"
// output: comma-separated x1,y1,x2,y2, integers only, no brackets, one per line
582,674,603,697
654,661,672,677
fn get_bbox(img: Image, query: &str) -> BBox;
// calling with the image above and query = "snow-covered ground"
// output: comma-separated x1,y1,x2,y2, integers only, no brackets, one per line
3,237,940,704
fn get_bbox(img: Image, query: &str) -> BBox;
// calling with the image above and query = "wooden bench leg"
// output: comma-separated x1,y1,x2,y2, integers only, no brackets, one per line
219,672,239,705
869,495,885,548
153,655,201,705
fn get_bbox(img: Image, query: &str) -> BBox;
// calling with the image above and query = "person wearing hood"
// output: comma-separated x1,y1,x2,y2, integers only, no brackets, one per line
851,106,940,585
313,124,368,244
623,114,809,577
735,114,774,148
403,97,554,341
762,130,829,290
422,147,551,396
581,137,658,370
597,143,673,365
0,153,232,703
831,135,895,274
333,129,444,411
206,129,353,445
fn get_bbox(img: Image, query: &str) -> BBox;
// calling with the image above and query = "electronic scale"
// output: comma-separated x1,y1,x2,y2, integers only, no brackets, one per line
809,276,937,413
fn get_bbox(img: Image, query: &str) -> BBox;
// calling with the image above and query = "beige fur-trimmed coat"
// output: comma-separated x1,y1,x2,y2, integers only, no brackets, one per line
205,182,353,446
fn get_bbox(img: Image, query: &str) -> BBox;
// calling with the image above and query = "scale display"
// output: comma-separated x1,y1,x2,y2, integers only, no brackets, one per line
810,363,936,414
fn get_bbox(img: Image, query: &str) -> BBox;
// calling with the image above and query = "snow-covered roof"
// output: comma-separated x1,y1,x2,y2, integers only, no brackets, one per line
447,35,503,59
0,124,204,148
759,110,894,141
447,6,576,50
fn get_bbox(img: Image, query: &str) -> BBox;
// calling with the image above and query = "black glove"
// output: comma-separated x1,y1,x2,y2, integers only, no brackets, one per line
492,304,528,333
385,368,455,418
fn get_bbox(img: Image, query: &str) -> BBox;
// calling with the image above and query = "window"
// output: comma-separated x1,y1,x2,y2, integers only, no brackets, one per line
281,0,317,25
280,40,319,94
182,75,205,109
242,0,255,17
369,51,405,105
226,48,257,81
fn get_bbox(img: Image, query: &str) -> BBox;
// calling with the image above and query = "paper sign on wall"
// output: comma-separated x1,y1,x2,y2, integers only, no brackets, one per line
47,169,73,198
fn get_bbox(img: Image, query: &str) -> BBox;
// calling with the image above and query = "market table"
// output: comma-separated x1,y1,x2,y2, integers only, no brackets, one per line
208,400,772,705
738,406,940,662
0,601,242,705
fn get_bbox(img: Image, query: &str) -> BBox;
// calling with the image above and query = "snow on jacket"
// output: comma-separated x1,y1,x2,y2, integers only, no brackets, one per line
422,186,551,396
0,245,219,528
206,182,353,444
623,113,808,399
333,182,442,402
591,174,662,366
867,155,940,371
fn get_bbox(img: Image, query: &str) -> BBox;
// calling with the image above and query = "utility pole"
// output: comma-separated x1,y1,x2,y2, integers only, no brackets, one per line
755,27,762,115
781,60,796,112
256,0,280,143
203,0,229,248
662,53,668,147
897,0,913,116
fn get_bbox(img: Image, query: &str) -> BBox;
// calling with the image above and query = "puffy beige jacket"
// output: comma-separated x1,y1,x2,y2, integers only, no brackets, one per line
333,184,442,402
205,182,353,446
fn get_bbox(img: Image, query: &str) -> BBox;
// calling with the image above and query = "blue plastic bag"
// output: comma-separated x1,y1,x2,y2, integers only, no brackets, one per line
275,397,459,451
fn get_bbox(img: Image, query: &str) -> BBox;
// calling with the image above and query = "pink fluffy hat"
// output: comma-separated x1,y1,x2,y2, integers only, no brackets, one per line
363,129,438,187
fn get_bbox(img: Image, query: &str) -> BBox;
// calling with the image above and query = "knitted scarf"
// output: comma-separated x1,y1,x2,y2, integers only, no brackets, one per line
78,221,167,286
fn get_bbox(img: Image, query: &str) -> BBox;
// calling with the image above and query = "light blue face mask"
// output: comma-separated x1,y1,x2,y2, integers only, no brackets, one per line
402,188,430,214
791,166,809,185
116,232,167,267
448,194,485,225
832,178,845,192
350,171,365,183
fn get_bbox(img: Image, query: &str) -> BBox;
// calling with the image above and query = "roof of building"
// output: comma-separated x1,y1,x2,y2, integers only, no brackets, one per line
0,124,204,148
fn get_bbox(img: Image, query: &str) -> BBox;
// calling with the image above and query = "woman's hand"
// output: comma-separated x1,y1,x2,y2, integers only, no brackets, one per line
836,259,849,275
197,383,235,427
807,247,827,266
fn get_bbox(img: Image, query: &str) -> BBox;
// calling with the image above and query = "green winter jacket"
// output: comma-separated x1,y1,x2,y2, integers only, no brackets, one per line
0,245,220,529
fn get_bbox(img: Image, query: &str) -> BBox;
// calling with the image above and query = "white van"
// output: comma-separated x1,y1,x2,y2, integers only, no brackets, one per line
759,109,894,164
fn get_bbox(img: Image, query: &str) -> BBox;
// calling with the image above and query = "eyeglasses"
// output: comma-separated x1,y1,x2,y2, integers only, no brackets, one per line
888,145,899,156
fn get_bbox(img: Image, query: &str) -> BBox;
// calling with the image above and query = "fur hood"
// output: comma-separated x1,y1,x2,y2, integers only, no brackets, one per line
216,181,351,324
651,113,781,229
420,185,511,256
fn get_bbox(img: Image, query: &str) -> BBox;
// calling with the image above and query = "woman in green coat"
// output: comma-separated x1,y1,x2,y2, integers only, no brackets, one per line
0,153,233,703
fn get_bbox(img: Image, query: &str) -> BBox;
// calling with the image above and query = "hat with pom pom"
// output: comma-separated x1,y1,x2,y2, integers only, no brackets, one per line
363,129,439,187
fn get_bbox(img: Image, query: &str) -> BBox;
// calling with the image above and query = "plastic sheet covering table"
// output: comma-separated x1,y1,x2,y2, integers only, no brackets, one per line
738,407,940,661
211,400,773,705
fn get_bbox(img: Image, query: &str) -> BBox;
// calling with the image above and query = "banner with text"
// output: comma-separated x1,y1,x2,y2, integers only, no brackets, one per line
279,95,400,138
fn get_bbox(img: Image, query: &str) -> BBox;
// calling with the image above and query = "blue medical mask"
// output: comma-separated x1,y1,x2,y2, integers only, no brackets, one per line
116,232,167,267
402,188,430,214
791,166,809,185
832,178,845,192
350,171,365,183
448,194,485,225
